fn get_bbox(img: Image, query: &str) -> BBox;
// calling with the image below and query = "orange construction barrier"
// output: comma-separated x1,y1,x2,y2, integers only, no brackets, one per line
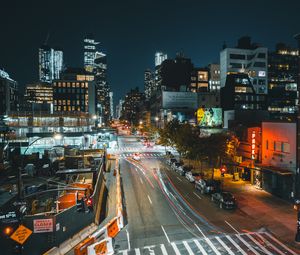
74,236,95,255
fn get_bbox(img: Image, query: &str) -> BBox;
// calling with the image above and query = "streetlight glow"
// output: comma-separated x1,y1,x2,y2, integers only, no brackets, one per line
53,133,63,140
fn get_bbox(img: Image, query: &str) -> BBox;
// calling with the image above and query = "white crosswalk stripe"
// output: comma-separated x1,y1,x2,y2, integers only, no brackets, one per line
117,232,298,255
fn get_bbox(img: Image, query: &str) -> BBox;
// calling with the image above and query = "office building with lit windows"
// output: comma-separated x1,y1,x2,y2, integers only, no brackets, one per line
208,63,221,91
25,82,53,112
155,52,168,67
189,67,209,92
267,43,299,120
144,69,154,100
220,36,268,94
38,45,63,83
83,35,99,73
53,68,95,115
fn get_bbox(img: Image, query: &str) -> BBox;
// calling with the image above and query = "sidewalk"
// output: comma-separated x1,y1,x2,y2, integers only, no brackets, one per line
213,170,300,250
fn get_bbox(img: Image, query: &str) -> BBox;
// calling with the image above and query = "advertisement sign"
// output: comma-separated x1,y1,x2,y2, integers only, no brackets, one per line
197,108,222,127
162,92,198,109
33,219,54,233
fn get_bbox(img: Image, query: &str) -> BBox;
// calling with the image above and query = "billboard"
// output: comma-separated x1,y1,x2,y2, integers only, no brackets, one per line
197,108,222,127
162,92,198,109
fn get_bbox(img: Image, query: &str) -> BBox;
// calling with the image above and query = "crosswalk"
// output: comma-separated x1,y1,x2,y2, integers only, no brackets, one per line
119,153,163,159
117,232,298,255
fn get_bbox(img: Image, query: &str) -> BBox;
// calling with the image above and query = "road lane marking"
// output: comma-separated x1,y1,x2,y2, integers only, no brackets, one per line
255,233,285,255
264,232,298,255
193,239,208,255
236,234,260,255
205,237,221,255
183,241,195,255
215,236,235,255
126,229,131,250
225,220,240,234
134,248,141,255
118,250,128,255
161,225,171,243
225,235,247,255
171,242,181,255
193,192,202,199
139,177,143,184
194,224,206,238
147,195,152,205
246,233,273,255
176,177,182,182
160,244,168,255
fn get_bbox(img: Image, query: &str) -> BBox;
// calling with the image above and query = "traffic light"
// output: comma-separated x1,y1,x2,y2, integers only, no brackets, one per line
220,166,226,177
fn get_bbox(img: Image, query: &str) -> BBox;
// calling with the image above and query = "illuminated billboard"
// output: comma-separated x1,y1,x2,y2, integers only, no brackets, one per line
197,108,222,127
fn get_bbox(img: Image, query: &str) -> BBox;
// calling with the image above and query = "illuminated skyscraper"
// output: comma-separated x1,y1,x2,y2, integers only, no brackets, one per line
38,45,63,83
155,51,168,66
83,35,99,73
144,69,154,100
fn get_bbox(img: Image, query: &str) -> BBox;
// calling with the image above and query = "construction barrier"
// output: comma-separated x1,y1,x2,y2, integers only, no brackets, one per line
87,238,114,255
75,157,124,255
74,236,96,255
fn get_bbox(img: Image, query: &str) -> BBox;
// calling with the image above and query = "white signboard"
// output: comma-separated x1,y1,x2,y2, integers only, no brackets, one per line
33,219,54,233
162,91,197,109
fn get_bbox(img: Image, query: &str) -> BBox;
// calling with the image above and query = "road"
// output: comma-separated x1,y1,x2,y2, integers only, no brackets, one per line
111,136,298,255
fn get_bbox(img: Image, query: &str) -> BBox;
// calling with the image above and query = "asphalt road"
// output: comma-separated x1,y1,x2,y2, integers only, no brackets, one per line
113,136,298,255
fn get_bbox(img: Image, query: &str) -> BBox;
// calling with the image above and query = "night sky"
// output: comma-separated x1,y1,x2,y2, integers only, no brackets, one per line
1,0,300,105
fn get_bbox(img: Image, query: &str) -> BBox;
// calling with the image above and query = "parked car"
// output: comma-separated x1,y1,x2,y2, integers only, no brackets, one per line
195,179,221,194
185,172,202,183
176,165,192,176
211,192,236,209
172,162,183,171
167,158,177,166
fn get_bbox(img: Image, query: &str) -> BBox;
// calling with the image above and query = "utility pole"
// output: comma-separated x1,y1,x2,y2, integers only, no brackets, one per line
294,33,300,242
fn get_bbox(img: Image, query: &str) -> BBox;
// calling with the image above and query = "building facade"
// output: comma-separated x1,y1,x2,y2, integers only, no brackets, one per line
189,67,209,92
25,82,53,112
208,63,221,91
268,43,299,120
220,36,268,94
39,45,63,83
0,69,18,116
155,51,168,67
144,69,154,100
83,35,99,73
53,68,95,115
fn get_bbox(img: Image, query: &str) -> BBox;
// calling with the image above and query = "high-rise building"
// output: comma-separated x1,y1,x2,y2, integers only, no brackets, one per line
0,69,18,115
39,45,63,83
109,91,114,119
116,99,124,120
53,68,95,115
268,43,299,120
155,52,168,67
144,69,154,100
121,88,145,125
83,35,99,73
220,36,268,94
83,35,111,124
208,64,221,91
155,53,194,92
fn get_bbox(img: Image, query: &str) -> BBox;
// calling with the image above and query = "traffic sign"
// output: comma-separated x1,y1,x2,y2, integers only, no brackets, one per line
10,225,32,245
94,241,107,254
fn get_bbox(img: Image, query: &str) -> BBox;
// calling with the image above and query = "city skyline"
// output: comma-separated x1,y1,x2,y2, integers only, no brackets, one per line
1,0,300,102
